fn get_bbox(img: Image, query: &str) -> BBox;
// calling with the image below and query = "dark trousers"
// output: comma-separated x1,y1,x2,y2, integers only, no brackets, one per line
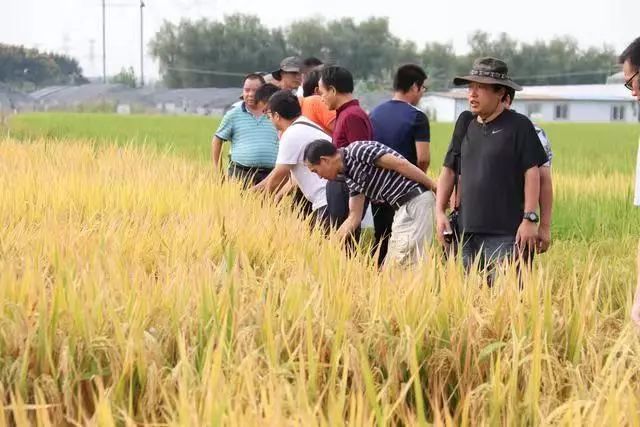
228,162,272,187
372,202,395,267
325,179,361,248
293,188,314,218
311,204,340,235
461,233,534,285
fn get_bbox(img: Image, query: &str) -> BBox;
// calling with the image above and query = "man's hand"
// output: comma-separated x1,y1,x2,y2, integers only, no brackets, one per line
537,225,551,253
516,220,538,252
334,194,364,242
436,211,452,247
336,222,352,241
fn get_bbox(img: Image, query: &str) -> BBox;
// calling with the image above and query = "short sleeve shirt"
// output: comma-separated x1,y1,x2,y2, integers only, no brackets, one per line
276,117,330,211
342,141,420,206
369,100,430,166
299,95,336,135
444,109,549,235
332,100,373,148
534,125,553,167
214,102,279,168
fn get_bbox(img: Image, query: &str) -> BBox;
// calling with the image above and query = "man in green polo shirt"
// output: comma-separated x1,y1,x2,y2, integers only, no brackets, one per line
211,73,279,186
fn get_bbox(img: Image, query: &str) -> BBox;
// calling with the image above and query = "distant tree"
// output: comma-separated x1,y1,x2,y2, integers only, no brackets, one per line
456,31,616,87
0,44,87,89
420,42,462,90
286,18,329,61
149,14,289,88
111,67,137,88
149,14,617,89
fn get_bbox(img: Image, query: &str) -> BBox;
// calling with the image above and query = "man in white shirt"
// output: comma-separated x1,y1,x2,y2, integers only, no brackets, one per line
254,90,338,230
620,37,640,327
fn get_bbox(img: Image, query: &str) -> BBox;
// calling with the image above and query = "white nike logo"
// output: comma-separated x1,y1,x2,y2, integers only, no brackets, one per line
492,129,503,135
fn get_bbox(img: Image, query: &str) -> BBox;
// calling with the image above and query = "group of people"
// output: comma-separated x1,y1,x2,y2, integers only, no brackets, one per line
210,54,553,270
210,36,640,301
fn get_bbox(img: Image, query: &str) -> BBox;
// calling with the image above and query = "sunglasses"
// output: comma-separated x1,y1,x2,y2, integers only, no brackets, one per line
625,71,639,91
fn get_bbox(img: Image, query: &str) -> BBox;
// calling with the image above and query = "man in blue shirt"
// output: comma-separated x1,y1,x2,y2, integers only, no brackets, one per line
211,73,279,186
369,64,432,266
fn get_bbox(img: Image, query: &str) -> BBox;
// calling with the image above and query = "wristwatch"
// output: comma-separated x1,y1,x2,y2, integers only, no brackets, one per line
523,211,539,223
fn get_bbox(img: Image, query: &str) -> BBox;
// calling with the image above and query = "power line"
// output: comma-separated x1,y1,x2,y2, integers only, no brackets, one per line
162,64,618,85
165,66,246,77
511,69,617,80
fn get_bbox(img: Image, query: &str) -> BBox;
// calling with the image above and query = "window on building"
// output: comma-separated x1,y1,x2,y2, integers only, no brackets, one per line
554,104,569,120
611,105,626,121
527,103,542,117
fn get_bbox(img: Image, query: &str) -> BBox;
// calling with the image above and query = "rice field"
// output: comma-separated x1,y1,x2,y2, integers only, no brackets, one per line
0,113,639,425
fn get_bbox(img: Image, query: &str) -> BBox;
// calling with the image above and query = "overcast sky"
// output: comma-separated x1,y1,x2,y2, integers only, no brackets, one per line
2,0,639,81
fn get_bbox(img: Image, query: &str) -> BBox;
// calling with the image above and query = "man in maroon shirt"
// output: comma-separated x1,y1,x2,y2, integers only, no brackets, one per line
318,66,373,245
319,66,373,147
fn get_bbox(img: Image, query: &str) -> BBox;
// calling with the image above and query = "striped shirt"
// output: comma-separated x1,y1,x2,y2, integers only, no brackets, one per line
534,125,553,167
215,102,278,168
342,141,420,206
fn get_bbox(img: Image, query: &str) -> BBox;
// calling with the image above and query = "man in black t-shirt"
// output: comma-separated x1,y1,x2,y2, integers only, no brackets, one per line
435,57,548,273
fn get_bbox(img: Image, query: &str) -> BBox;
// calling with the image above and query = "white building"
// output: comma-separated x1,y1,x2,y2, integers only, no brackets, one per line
423,84,639,123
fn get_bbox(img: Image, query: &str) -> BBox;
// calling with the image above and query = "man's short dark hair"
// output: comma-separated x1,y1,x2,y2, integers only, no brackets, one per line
619,37,640,68
320,66,354,94
504,87,516,104
303,139,337,164
244,73,265,85
393,64,428,93
488,84,508,99
255,83,280,104
303,69,322,97
303,57,323,70
267,90,301,120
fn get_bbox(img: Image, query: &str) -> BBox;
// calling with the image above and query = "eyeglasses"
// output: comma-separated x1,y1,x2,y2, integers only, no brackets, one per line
264,110,274,119
625,71,639,91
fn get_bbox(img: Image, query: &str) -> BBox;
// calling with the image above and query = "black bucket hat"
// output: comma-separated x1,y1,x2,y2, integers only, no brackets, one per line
271,56,303,80
453,57,522,91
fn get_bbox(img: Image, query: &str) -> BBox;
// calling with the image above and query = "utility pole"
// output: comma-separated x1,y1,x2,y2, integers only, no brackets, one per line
140,0,145,87
102,0,106,83
89,39,96,66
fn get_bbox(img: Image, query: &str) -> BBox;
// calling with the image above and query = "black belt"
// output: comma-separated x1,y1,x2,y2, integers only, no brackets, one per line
392,186,428,210
229,161,272,173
